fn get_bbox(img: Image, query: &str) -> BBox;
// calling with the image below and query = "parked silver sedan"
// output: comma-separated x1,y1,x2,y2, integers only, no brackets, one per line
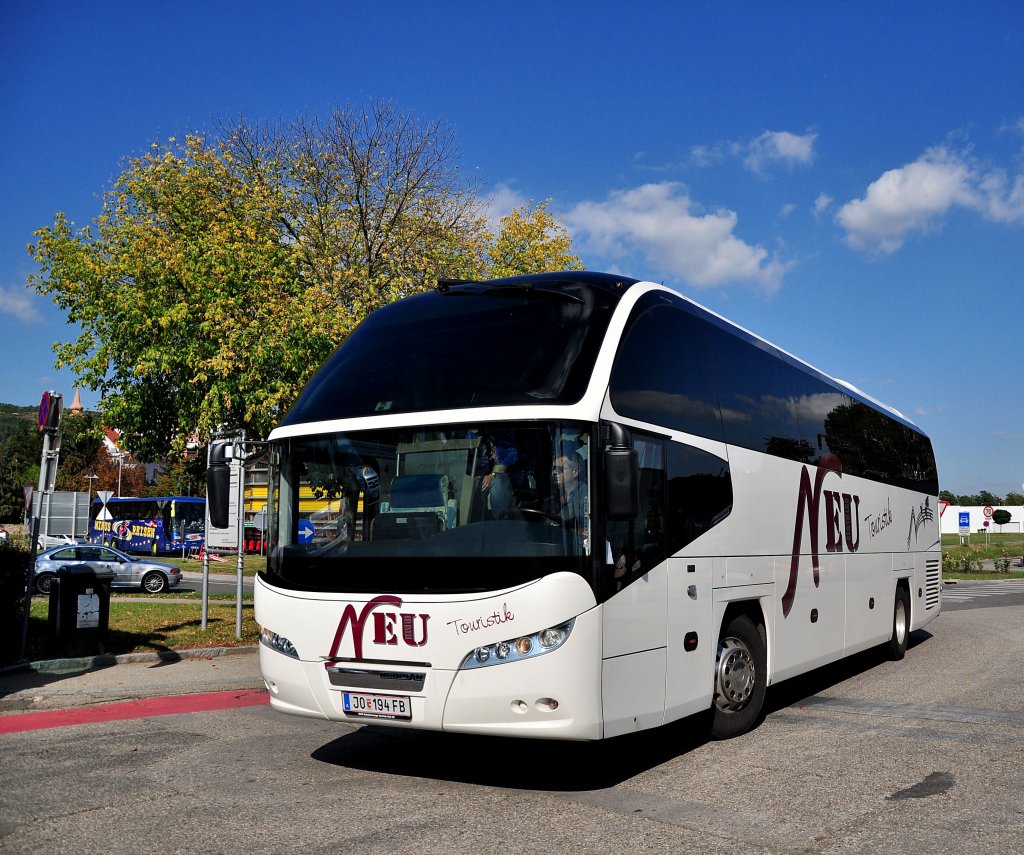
34,544,182,595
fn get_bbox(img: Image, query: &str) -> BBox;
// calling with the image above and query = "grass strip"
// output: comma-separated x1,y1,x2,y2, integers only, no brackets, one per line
26,599,259,660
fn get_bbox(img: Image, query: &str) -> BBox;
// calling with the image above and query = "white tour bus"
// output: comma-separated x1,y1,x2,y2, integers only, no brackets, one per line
219,272,940,740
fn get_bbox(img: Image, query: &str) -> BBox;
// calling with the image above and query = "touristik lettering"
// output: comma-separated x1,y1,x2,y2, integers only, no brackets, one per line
863,499,894,539
447,603,515,636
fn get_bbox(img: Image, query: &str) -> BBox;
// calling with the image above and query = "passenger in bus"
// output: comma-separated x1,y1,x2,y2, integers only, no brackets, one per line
481,439,517,518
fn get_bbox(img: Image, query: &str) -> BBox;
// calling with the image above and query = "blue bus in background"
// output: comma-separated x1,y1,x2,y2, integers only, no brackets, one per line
90,496,205,555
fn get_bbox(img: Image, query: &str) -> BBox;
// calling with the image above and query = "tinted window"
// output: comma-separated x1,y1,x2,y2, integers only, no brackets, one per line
703,319,937,492
665,443,733,555
283,279,624,425
603,434,733,598
706,326,803,457
610,296,724,441
605,433,666,592
841,402,938,493
106,500,159,520
791,372,851,466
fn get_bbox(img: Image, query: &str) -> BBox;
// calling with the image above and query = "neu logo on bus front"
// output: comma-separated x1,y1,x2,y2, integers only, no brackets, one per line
327,595,430,661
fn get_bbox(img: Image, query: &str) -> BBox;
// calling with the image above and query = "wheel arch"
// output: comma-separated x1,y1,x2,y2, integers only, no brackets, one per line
714,593,772,681
895,575,912,626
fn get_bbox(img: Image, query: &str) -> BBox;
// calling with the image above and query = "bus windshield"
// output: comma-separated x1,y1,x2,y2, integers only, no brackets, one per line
265,422,592,594
280,276,626,426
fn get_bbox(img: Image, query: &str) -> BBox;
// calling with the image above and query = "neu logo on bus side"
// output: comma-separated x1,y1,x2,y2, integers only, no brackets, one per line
785,454,860,617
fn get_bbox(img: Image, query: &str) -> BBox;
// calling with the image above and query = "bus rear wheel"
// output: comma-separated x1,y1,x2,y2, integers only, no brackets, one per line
886,586,910,661
710,613,767,739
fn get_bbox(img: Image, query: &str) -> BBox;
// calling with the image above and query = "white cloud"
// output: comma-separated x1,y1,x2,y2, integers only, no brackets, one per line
977,169,1024,223
0,285,43,324
687,129,817,176
688,144,724,168
566,182,789,293
836,146,1024,254
483,183,529,232
743,130,817,174
813,193,833,217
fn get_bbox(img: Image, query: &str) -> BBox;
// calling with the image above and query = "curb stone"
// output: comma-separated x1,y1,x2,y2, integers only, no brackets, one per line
0,645,258,676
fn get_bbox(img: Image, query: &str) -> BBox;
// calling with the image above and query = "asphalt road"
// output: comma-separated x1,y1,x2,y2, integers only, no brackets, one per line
2,586,1023,854
176,569,254,596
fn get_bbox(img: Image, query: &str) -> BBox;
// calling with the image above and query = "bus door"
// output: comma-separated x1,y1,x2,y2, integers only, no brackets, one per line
665,555,715,721
601,431,669,737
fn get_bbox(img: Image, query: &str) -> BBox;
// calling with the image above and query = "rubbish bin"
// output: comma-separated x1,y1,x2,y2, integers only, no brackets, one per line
47,563,115,657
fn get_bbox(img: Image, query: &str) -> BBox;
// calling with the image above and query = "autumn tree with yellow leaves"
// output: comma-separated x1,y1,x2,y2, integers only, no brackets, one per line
28,101,582,460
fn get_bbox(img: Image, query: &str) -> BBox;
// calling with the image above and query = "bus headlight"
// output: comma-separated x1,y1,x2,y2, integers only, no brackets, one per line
259,626,299,659
459,619,574,670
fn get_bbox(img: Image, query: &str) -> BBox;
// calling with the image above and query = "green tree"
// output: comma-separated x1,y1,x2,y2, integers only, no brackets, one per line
29,134,307,461
1004,491,1024,506
29,101,582,460
0,424,39,521
52,412,104,493
146,453,207,498
486,200,583,277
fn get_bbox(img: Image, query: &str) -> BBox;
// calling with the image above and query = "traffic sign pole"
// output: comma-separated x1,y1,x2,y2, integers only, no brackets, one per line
21,391,64,661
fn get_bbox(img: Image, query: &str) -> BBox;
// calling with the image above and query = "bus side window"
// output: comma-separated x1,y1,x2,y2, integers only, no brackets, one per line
609,297,724,442
606,434,666,588
665,442,733,554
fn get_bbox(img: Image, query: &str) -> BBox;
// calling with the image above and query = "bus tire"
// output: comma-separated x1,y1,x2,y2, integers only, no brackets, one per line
886,585,910,661
142,571,167,594
710,613,767,739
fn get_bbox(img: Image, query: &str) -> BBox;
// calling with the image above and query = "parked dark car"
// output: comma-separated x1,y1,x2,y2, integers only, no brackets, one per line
34,544,182,594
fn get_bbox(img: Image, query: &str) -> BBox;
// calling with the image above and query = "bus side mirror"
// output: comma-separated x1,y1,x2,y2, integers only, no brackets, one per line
604,424,638,521
207,441,231,529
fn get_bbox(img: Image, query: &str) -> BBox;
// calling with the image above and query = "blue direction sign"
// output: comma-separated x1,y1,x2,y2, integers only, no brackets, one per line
958,511,971,533
298,519,315,544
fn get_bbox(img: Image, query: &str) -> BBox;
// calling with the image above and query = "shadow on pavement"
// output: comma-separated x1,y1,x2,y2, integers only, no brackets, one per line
312,630,935,789
312,712,713,791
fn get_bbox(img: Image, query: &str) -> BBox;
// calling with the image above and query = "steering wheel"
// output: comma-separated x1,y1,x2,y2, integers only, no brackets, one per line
512,508,563,527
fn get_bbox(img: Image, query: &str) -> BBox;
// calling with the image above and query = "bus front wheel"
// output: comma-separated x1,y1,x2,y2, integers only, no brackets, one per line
710,613,767,739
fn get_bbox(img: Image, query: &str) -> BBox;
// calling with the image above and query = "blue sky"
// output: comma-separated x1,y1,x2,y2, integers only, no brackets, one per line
2,1,1023,498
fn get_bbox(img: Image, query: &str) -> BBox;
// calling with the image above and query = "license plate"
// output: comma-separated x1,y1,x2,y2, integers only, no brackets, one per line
342,692,412,720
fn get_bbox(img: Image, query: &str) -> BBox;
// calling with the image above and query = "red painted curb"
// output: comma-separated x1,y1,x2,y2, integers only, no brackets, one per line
0,688,269,734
